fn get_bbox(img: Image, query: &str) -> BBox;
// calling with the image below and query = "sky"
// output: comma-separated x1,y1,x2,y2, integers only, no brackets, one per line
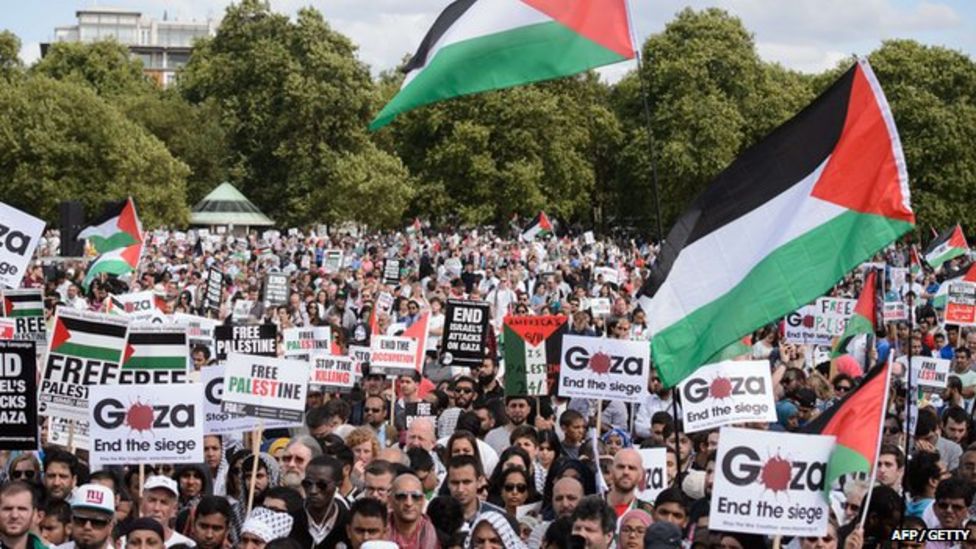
6,0,975,82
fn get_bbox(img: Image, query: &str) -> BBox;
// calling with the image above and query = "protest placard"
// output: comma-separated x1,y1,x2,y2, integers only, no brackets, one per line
172,313,217,358
678,360,777,433
783,297,856,345
557,335,649,404
200,365,299,435
118,326,189,384
264,273,289,307
583,231,595,245
890,267,909,291
883,300,908,322
593,266,619,286
116,291,157,319
1,289,47,348
0,319,14,339
323,250,343,272
589,298,611,317
375,292,395,315
441,300,489,367
348,345,370,379
710,427,834,538
39,309,129,422
369,335,418,377
404,401,436,429
637,448,668,502
283,327,331,361
503,315,567,396
0,202,45,289
310,354,355,391
945,281,976,326
383,259,401,285
214,324,277,362
221,353,309,422
232,299,254,321
48,416,89,450
204,267,223,312
89,383,204,465
911,356,951,390
0,341,38,450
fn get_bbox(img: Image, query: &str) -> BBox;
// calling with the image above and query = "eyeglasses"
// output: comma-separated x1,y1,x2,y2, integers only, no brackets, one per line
11,470,36,480
365,407,384,414
393,491,424,502
834,385,852,392
937,501,968,513
884,425,901,435
456,388,474,394
503,483,527,493
72,515,111,528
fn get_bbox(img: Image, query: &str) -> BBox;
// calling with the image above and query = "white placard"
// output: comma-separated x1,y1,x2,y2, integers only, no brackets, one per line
593,266,619,285
89,383,204,465
200,365,299,435
282,327,331,360
910,356,951,390
710,427,834,538
0,202,45,289
369,335,418,376
678,360,777,433
557,335,649,404
310,354,355,391
637,448,668,502
221,353,310,422
783,297,856,345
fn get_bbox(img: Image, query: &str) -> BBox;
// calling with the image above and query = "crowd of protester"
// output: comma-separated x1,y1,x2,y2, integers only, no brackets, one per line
2,225,976,549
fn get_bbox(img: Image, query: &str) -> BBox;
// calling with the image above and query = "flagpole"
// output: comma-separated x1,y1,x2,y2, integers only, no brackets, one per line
859,354,893,529
902,293,915,527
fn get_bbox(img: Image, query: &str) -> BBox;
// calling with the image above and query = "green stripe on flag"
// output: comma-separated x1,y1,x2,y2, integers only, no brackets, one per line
89,232,139,254
831,313,874,358
9,308,42,318
124,357,186,370
56,343,122,363
824,443,872,497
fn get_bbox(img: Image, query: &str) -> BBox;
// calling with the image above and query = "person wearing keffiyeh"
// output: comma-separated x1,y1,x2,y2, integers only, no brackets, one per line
466,511,527,549
240,507,293,549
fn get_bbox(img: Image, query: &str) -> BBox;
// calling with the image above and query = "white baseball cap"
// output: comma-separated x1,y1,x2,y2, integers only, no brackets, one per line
143,475,179,497
70,484,115,515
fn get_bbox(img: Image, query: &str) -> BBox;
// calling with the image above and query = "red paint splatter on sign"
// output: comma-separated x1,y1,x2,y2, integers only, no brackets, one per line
126,401,154,434
589,352,611,375
709,377,733,399
760,454,792,493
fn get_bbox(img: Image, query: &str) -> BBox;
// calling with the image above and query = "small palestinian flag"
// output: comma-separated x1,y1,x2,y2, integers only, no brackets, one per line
123,328,189,371
638,59,913,388
83,242,142,288
924,224,968,269
370,0,635,130
521,212,554,241
802,358,891,495
909,245,922,276
2,289,43,318
103,295,128,316
503,315,568,395
831,270,881,359
77,197,143,254
933,263,976,309
49,310,128,363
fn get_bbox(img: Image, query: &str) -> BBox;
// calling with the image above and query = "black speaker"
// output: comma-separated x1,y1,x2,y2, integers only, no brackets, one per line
59,201,85,257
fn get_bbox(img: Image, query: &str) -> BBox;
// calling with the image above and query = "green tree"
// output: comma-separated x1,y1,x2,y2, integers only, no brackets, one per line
180,0,412,227
0,76,190,226
0,30,23,80
32,39,154,98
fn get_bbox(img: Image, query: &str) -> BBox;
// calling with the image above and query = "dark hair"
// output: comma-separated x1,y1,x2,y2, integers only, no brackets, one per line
306,406,331,430
399,370,421,383
194,496,232,523
943,406,969,427
407,447,434,473
41,498,71,524
447,454,484,479
43,449,77,477
453,376,478,390
446,430,484,473
936,477,975,506
191,345,211,360
650,411,673,427
427,496,465,546
915,408,939,438
654,487,689,513
510,425,538,446
264,539,303,549
323,399,351,423
88,470,121,493
307,455,344,483
865,485,904,523
570,495,616,534
537,429,564,456
259,487,304,515
879,444,905,468
364,460,396,479
456,411,483,437
123,517,165,540
487,466,539,509
906,451,942,496
349,497,388,522
559,409,584,428
329,443,355,471
543,516,574,547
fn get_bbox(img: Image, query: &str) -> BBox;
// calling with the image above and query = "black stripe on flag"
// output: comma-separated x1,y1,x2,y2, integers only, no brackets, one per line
402,0,478,74
127,331,187,345
85,199,127,229
641,64,858,299
923,225,955,256
6,294,40,303
61,316,128,338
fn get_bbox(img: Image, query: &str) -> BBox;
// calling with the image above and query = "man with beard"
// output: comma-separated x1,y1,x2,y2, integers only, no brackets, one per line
436,376,479,438
61,484,116,549
296,455,349,548
188,497,231,549
387,473,439,549
484,396,533,455
139,476,195,547
361,395,397,448
43,450,78,503
350,367,390,425
280,436,323,489
324,291,357,336
605,449,653,518
0,482,46,549
528,477,585,548
471,356,504,400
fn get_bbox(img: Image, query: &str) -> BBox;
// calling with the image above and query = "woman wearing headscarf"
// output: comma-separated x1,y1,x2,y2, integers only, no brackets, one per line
600,428,632,456
467,511,527,549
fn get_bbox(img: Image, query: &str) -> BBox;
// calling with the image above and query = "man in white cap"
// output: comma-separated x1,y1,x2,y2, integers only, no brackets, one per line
58,484,115,549
138,476,195,548
239,507,294,549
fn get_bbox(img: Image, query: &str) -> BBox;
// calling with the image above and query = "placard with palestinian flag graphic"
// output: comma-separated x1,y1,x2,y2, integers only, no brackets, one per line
503,315,567,396
39,309,129,422
1,289,46,346
119,326,190,385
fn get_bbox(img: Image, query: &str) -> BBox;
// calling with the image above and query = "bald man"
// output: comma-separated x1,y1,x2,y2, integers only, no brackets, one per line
528,476,586,548
606,448,653,517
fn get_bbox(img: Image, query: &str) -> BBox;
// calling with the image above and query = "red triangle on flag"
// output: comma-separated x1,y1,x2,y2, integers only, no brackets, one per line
120,243,142,268
521,0,635,59
117,198,142,243
506,315,566,346
963,263,976,283
123,343,136,365
949,224,968,250
50,319,71,351
403,312,430,372
2,298,12,317
538,212,553,231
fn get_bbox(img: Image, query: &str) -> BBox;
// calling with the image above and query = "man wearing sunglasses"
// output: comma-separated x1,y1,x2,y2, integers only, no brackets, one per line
925,478,975,549
63,484,115,549
296,455,349,549
388,473,438,549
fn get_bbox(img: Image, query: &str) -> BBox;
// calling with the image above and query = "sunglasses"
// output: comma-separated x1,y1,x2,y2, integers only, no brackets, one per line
393,491,424,502
301,479,334,493
72,515,111,528
11,470,36,480
456,388,474,394
503,483,527,493
834,385,852,392
365,407,384,414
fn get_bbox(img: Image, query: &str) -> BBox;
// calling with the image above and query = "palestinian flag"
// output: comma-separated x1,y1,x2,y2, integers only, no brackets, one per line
103,295,128,316
49,309,128,363
123,328,189,371
403,311,430,374
2,290,43,318
369,0,635,130
924,224,968,269
909,245,922,276
77,198,143,254
503,315,568,395
703,335,752,365
638,59,914,388
802,358,891,495
83,242,142,288
933,263,976,309
521,212,554,241
831,270,881,359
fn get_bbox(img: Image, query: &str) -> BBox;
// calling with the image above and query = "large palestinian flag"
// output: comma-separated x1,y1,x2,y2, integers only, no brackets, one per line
49,310,128,363
123,328,189,372
78,198,143,254
503,315,567,395
924,224,968,269
802,358,890,495
831,270,881,359
83,242,143,288
521,212,554,241
638,59,914,388
369,0,635,130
